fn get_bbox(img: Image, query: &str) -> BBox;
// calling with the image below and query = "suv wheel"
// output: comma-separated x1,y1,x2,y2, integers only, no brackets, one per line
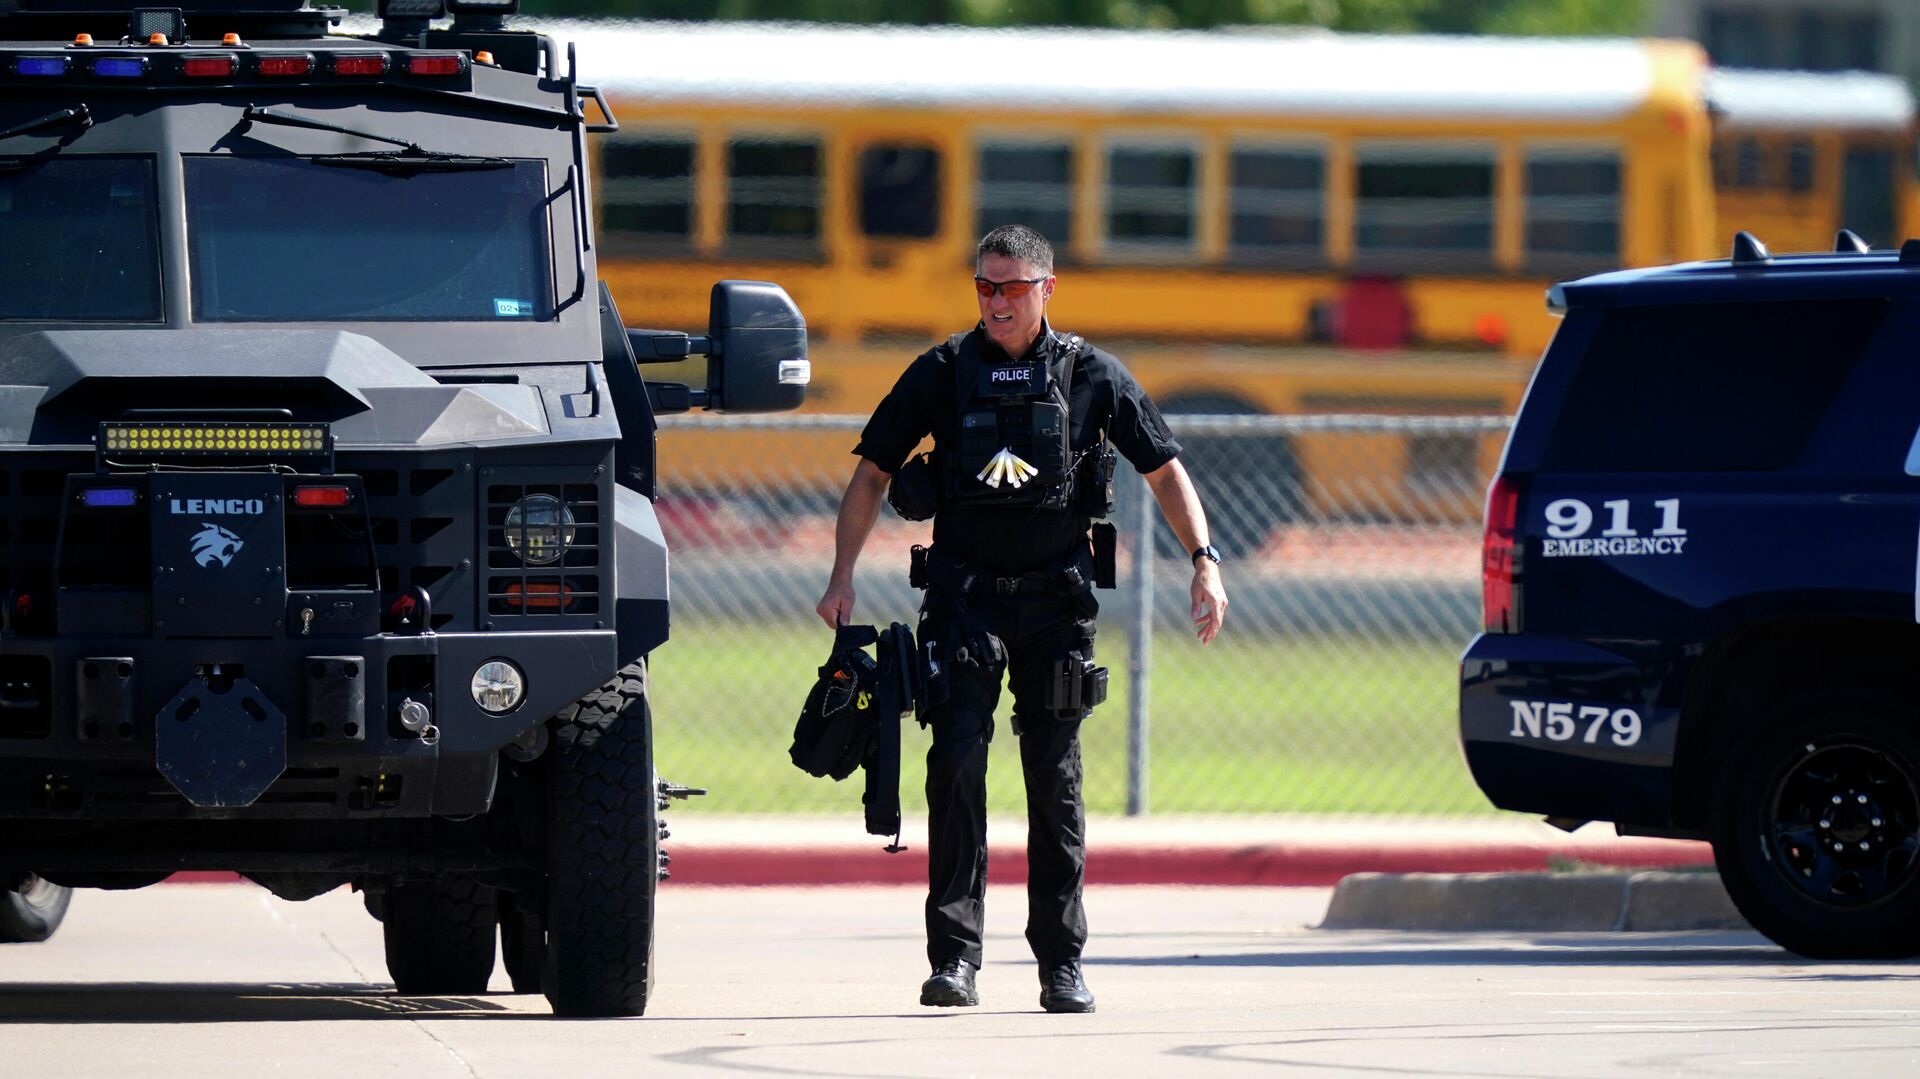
0,875,72,943
1711,692,1920,958
542,662,658,1017
382,878,498,994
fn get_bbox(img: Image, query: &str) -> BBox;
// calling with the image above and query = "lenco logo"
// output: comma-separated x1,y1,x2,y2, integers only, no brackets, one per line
170,498,265,516
990,367,1033,383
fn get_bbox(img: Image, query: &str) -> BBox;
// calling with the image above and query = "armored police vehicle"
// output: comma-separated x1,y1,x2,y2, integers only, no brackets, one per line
0,0,807,1016
1462,229,1920,959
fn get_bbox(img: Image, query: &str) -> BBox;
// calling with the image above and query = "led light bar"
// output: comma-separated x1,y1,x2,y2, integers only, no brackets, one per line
100,421,331,459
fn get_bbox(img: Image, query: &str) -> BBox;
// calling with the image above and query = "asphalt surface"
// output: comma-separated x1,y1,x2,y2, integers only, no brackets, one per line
6,882,1920,1077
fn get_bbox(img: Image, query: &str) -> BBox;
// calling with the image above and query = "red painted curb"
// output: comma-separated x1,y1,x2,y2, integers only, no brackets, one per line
666,840,1714,887
159,840,1713,888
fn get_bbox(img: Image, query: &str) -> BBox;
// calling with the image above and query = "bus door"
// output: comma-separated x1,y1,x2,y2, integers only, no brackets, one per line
1842,144,1897,248
850,138,947,327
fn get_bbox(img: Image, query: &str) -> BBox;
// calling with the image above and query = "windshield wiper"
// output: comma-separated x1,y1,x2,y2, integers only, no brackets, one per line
239,105,510,174
0,104,92,158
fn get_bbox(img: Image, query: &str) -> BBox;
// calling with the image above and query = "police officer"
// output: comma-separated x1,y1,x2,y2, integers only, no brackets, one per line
815,225,1227,1013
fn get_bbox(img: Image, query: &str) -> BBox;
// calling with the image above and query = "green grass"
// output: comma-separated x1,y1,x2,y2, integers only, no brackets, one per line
650,621,1497,816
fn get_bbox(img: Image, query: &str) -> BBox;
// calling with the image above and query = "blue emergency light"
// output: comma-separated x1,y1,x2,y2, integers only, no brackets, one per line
79,487,138,508
15,56,68,76
91,57,148,78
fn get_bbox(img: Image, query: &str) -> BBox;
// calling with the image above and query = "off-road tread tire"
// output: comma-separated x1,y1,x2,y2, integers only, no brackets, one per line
0,877,71,944
382,877,498,995
544,662,658,1018
1710,689,1920,960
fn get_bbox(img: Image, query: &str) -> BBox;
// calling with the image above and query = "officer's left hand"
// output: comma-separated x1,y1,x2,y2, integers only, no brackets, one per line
1190,562,1227,644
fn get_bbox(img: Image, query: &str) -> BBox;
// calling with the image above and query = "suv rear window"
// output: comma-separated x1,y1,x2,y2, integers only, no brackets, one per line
1542,298,1889,471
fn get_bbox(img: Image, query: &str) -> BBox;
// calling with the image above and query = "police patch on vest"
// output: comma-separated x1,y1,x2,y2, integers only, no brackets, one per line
979,362,1047,398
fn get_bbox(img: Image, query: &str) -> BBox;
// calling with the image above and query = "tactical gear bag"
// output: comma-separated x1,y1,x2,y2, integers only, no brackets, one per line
789,622,921,841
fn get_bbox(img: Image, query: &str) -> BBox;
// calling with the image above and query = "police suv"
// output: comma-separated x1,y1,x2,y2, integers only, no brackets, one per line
1462,229,1920,959
0,0,807,1016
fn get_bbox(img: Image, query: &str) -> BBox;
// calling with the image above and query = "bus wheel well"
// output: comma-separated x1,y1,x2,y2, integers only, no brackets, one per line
1673,618,1920,832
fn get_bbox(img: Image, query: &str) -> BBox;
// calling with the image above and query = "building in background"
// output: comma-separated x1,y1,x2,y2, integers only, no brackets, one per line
1655,0,1920,86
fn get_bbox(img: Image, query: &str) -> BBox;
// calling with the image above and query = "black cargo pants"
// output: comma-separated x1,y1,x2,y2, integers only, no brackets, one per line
918,576,1097,971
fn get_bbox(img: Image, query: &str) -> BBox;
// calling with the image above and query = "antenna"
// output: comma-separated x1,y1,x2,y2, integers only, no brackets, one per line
1834,229,1871,254
1730,231,1771,265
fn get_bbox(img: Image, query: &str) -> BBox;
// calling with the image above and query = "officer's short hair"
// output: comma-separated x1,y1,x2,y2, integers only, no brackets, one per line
977,225,1054,277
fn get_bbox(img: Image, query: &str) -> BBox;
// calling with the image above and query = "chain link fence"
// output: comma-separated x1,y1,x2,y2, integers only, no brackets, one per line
646,413,1510,817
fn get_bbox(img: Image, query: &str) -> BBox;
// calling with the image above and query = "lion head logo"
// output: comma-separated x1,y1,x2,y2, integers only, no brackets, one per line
190,523,243,568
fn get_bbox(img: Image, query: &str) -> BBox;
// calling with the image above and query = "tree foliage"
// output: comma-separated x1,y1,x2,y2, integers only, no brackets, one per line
513,0,1650,35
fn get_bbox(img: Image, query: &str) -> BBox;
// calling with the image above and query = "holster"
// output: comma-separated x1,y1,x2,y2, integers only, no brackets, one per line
1044,650,1110,717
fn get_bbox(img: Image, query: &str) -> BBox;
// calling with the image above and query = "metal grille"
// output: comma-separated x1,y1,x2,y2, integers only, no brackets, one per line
484,480,602,621
357,462,465,631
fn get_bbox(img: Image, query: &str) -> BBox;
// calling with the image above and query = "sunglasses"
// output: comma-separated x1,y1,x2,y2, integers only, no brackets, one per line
974,276,1047,299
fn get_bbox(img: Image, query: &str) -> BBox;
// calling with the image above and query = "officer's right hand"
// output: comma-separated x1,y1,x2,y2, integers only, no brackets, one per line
816,579,855,629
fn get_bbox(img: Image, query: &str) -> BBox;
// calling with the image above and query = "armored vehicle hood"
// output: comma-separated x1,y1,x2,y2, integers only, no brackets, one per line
0,328,551,447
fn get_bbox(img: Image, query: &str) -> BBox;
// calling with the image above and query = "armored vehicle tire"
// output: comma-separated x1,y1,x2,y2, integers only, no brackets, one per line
543,663,659,1018
0,876,72,943
382,878,499,995
498,893,546,994
1710,692,1920,959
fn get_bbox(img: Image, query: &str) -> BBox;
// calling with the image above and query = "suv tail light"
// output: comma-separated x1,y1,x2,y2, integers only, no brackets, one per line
1482,473,1521,633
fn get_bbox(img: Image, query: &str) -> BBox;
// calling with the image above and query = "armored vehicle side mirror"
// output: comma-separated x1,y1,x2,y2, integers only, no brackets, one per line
704,280,809,414
624,281,808,415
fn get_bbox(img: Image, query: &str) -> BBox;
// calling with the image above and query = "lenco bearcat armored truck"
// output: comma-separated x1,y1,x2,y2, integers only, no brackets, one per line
0,0,808,1016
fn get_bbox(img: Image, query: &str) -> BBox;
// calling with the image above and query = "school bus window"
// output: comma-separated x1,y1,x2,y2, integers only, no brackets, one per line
1107,144,1196,253
726,137,821,257
1787,140,1816,193
599,135,695,252
1735,138,1765,188
1354,147,1495,268
977,141,1073,247
1524,150,1620,271
1228,146,1324,265
859,143,941,239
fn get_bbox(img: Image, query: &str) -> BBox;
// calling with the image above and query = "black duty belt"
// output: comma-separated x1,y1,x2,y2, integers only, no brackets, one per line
923,553,1066,597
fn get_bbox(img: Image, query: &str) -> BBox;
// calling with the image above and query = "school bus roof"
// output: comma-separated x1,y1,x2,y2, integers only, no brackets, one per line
536,20,1685,121
1704,68,1915,132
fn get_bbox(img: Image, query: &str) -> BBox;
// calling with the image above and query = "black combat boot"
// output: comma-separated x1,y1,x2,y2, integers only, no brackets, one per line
1039,961,1095,1013
920,958,980,1007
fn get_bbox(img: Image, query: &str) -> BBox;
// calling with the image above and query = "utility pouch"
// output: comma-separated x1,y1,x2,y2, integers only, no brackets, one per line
1075,444,1118,518
888,452,940,521
909,544,930,589
1045,651,1110,716
1090,522,1118,589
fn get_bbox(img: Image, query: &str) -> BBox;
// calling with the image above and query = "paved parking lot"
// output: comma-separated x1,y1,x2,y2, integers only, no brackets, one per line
4,882,1919,1076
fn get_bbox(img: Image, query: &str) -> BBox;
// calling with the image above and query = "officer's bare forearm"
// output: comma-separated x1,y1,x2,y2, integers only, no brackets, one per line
830,459,892,585
1144,458,1210,554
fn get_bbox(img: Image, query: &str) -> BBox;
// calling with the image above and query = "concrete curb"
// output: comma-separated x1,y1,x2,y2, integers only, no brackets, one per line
1320,871,1748,932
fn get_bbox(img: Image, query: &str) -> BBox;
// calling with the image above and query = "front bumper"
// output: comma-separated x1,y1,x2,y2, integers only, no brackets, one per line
1458,632,1690,829
0,628,615,819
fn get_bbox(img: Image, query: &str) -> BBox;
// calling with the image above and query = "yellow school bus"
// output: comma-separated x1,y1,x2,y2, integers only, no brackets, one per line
1704,69,1920,256
548,22,1729,532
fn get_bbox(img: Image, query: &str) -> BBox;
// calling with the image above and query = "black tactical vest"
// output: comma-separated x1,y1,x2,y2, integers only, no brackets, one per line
942,329,1080,511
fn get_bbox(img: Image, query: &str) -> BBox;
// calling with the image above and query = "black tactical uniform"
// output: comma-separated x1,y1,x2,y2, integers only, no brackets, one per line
854,320,1180,977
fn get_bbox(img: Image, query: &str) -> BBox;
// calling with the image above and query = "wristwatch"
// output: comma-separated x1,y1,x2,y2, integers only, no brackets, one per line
1191,544,1222,567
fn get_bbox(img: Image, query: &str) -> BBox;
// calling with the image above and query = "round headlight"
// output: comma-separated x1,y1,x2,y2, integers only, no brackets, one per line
504,494,575,566
471,660,526,714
